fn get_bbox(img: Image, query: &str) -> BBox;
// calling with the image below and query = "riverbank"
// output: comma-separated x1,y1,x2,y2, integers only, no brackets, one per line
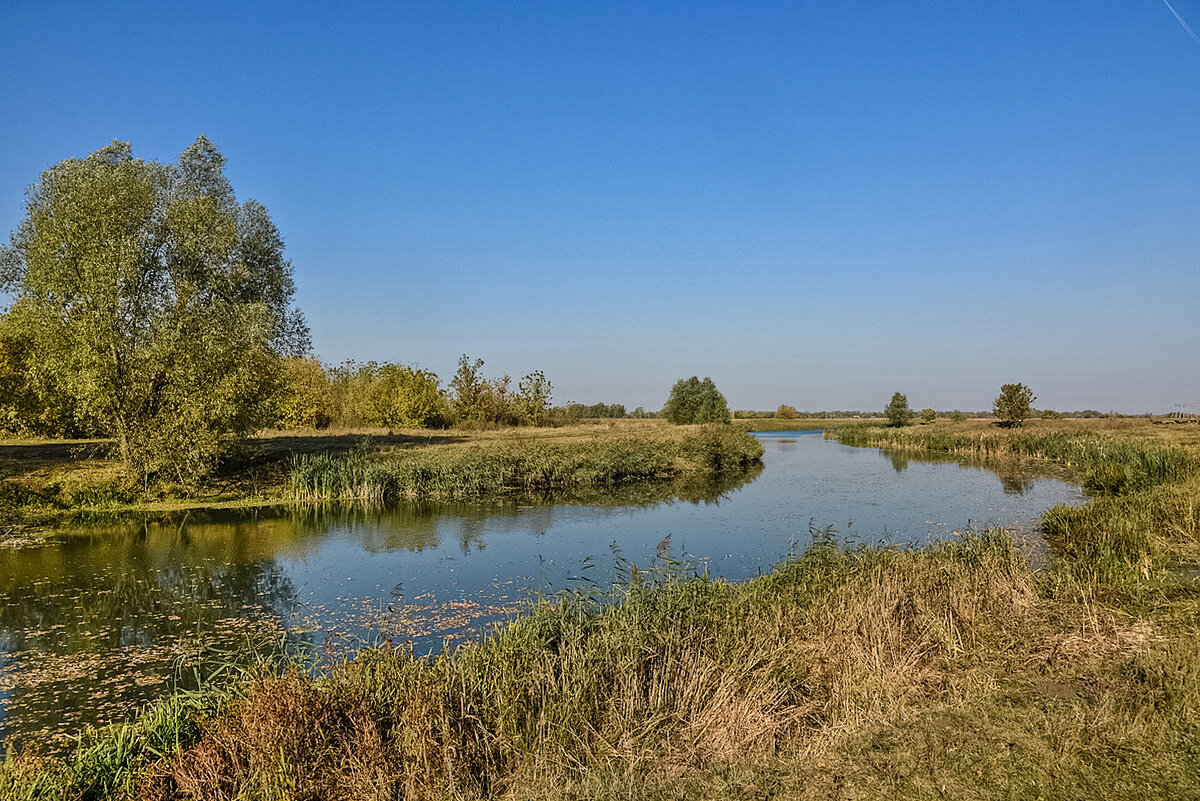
0,422,763,538
824,419,1200,571
3,420,1198,799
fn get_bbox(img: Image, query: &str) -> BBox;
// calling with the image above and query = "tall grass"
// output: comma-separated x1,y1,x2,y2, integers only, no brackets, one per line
6,532,1062,799
287,426,764,504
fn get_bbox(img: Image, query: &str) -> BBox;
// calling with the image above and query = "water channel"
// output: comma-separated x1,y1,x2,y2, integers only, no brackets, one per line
0,431,1085,749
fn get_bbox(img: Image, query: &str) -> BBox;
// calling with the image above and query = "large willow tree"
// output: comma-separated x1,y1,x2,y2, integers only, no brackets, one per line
0,137,308,481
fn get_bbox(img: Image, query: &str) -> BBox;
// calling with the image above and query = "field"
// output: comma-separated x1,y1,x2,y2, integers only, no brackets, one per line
2,418,1199,799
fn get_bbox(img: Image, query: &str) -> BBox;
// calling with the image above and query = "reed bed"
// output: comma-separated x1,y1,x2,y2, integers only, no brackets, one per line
287,425,764,504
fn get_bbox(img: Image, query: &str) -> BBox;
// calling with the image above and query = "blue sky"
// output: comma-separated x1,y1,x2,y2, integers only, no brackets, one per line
2,1,1198,413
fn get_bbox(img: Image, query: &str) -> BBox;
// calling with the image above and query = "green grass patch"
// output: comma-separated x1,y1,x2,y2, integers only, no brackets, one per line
287,425,764,503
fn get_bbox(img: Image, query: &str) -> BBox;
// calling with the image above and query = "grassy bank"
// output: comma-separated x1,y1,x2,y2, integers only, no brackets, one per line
825,421,1200,572
286,425,763,504
5,530,1198,800
732,419,834,432
0,423,763,533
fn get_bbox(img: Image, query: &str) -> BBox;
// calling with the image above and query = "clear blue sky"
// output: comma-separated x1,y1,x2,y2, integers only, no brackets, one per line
2,1,1198,413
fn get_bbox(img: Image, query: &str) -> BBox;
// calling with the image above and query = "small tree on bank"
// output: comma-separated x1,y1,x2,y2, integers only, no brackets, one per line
994,383,1036,428
775,404,800,420
516,370,553,426
662,377,732,424
885,392,912,427
920,408,937,425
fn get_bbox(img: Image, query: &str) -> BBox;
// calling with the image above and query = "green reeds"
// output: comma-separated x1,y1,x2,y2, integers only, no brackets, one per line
287,426,764,504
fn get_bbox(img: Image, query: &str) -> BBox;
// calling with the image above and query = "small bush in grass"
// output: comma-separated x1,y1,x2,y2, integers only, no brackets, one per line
885,392,912,427
994,383,1035,428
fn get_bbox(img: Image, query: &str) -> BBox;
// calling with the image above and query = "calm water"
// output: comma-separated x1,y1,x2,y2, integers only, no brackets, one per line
0,431,1084,748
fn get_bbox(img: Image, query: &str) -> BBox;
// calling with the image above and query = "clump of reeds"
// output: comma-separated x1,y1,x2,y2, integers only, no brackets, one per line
286,425,764,504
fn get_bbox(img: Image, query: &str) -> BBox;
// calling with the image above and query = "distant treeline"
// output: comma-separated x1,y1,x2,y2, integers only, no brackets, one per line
0,348,647,438
734,408,1139,420
274,356,651,431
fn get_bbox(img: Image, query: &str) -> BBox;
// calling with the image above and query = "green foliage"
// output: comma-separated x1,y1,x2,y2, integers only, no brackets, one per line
994,382,1036,428
274,357,333,429
564,402,627,419
1041,408,1062,420
0,315,93,437
516,370,553,426
949,409,968,423
919,408,937,424
328,361,446,429
662,376,732,425
884,392,912,427
446,355,512,426
0,137,307,480
775,404,800,419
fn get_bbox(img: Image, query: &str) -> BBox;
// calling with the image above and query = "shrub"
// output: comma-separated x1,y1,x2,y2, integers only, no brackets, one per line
919,408,937,424
274,357,333,429
328,361,447,429
884,392,912,427
994,383,1035,428
662,377,732,425
775,404,800,419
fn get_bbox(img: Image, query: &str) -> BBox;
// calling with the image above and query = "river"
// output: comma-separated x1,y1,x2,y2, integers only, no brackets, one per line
0,430,1084,749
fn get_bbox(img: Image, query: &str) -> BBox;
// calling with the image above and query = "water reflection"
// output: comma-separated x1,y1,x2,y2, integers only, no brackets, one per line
877,447,1063,496
0,519,302,748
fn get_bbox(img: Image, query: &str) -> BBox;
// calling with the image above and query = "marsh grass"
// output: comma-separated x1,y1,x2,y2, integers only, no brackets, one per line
10,529,1197,799
286,426,764,504
6,534,1199,800
826,423,1198,491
